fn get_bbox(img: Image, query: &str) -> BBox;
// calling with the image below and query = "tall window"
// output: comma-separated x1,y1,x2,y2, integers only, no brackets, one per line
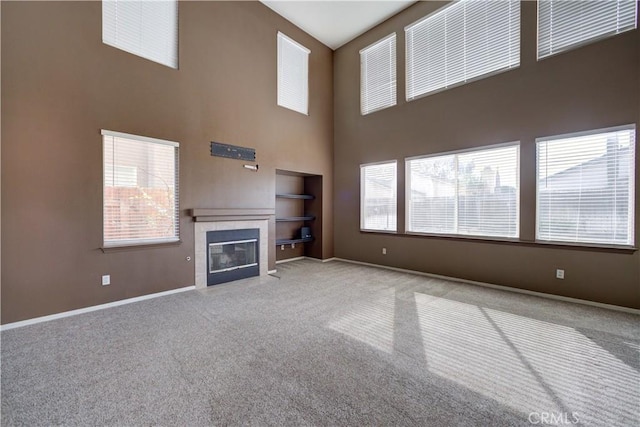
360,33,397,115
102,130,179,247
536,125,635,247
361,161,397,232
102,0,179,69
405,0,520,101
277,32,310,115
538,0,637,59
407,143,519,238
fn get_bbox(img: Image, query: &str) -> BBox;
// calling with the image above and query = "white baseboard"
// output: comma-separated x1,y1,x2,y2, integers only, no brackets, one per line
276,256,336,265
275,256,305,264
5,259,635,331
332,258,640,315
1,285,196,331
268,269,277,274
306,257,337,263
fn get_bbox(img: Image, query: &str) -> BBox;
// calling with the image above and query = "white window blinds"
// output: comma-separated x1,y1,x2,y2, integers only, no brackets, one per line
360,33,397,115
102,130,180,247
102,0,178,69
407,144,519,238
277,32,310,115
536,126,635,247
537,0,637,59
361,161,397,232
405,0,520,100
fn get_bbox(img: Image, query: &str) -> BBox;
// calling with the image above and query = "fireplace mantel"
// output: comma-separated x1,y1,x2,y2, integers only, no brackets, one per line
190,208,275,222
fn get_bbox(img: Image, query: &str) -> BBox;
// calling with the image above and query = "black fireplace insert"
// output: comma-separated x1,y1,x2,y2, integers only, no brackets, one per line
206,228,259,286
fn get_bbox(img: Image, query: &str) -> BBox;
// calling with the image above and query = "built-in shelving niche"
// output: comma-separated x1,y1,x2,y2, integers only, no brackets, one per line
275,170,322,262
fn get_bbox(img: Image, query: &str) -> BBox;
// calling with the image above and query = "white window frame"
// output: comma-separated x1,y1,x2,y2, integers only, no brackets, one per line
535,124,636,248
406,142,520,239
102,129,180,248
361,160,398,233
360,33,397,115
102,0,179,69
277,32,310,115
405,0,521,101
537,0,638,60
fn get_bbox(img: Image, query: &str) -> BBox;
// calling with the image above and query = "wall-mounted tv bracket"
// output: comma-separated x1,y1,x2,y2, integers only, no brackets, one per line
211,141,256,162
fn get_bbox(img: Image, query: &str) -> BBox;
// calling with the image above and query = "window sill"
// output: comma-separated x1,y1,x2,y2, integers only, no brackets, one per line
533,240,636,253
100,239,182,253
405,231,520,245
359,230,637,253
360,228,398,234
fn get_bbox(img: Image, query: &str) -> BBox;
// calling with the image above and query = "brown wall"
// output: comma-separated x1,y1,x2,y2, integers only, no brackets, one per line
1,1,334,323
333,1,640,308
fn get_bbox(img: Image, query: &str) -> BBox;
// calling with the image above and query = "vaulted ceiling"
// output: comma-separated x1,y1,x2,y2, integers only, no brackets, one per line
260,1,417,50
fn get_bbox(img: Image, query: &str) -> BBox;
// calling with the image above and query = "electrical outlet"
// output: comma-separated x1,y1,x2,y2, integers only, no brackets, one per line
102,275,111,286
382,248,387,255
556,269,564,280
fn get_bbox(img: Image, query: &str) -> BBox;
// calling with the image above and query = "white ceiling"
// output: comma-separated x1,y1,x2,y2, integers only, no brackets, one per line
261,1,417,50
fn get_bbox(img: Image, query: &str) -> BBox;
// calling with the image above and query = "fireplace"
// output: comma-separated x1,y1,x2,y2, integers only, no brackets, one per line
206,229,259,286
192,208,272,290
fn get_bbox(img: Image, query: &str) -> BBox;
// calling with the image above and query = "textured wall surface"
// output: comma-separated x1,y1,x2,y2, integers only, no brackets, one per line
1,1,334,323
333,1,639,308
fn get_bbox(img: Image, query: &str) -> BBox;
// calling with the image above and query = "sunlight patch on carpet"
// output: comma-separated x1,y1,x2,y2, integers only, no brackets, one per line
414,294,639,426
328,288,395,353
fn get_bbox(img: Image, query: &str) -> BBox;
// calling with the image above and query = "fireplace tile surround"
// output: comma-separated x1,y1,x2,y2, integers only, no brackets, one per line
192,209,273,289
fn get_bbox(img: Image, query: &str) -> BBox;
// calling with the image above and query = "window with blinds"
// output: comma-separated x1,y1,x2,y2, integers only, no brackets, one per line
102,0,178,69
405,0,520,101
537,0,637,60
360,33,397,115
536,126,635,247
361,161,397,232
102,130,180,248
277,32,310,115
407,143,519,238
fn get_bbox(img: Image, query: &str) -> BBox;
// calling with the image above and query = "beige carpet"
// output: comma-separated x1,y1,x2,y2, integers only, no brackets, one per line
2,259,638,426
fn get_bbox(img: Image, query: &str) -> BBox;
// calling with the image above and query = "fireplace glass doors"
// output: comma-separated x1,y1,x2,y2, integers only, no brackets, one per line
209,239,257,273
206,228,259,286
